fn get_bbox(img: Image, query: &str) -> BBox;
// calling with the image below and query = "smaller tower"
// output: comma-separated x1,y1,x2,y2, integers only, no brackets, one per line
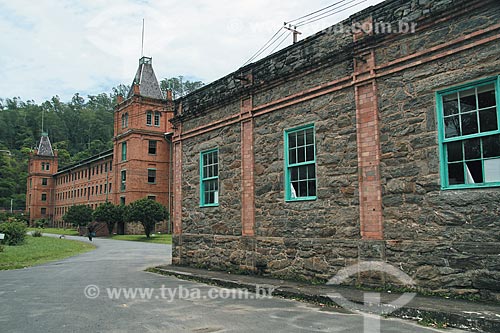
26,132,58,225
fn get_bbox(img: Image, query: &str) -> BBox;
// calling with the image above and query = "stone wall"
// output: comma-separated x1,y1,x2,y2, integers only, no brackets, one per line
173,0,500,301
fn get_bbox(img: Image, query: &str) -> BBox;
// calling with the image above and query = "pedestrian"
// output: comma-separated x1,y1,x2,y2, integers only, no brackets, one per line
87,222,96,241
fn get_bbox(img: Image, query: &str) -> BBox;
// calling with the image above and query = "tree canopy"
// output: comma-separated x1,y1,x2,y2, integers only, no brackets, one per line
93,202,123,235
124,198,168,238
63,204,93,227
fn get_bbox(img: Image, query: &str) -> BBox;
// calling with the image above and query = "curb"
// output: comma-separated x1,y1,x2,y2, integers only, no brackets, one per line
149,266,500,333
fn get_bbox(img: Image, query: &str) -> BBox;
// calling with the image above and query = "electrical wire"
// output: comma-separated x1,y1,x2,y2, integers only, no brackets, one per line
267,31,292,56
242,27,285,66
285,0,350,24
296,0,368,27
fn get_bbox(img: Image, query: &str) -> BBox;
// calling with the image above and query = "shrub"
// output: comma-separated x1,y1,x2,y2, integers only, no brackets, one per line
32,229,43,237
0,245,4,252
34,219,49,228
0,218,27,245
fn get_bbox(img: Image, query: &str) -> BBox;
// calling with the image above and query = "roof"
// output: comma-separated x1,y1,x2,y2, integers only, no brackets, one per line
37,132,54,157
127,57,164,100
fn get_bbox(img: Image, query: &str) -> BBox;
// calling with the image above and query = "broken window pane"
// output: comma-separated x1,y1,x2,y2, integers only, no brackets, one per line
465,160,483,184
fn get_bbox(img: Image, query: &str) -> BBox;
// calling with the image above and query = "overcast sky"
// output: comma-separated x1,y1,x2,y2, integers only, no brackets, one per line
0,0,384,103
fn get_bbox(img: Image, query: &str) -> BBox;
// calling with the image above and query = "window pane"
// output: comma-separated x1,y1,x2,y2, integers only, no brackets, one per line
443,93,459,116
298,180,307,197
297,131,305,146
459,88,477,112
288,133,296,148
306,146,314,162
448,162,464,185
308,180,316,197
461,112,478,135
483,135,500,158
297,147,305,163
464,138,480,160
445,116,460,138
305,129,314,145
478,84,496,109
308,164,316,179
484,158,500,182
479,108,498,133
299,165,307,179
465,160,483,184
289,148,296,164
291,167,298,181
447,141,463,162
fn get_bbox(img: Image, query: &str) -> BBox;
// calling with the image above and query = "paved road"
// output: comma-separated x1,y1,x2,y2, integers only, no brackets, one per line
0,236,466,333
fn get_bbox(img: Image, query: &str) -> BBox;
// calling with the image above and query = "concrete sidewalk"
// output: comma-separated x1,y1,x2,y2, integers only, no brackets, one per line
152,265,500,333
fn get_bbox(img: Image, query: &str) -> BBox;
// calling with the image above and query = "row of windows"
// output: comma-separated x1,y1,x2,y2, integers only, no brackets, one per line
56,183,112,201
199,125,317,207
56,161,112,185
120,111,161,129
121,140,157,161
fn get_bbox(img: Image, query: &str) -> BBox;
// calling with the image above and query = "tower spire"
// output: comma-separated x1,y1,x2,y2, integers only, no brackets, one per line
141,18,145,58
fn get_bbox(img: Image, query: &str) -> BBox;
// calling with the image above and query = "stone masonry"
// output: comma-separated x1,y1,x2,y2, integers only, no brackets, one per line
172,0,500,301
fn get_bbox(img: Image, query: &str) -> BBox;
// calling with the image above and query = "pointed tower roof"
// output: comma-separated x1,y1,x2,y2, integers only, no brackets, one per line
37,132,54,157
127,56,164,100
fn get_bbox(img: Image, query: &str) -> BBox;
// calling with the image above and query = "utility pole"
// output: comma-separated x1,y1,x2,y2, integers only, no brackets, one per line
284,24,302,44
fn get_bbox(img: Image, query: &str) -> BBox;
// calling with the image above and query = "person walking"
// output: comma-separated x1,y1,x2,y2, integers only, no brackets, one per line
87,222,97,241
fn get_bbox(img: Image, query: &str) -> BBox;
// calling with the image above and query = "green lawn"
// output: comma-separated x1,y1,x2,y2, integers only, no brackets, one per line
0,236,95,270
27,227,79,236
107,233,172,244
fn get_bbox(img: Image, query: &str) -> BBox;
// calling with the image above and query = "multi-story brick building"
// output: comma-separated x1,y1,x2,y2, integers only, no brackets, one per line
171,0,500,300
26,56,174,233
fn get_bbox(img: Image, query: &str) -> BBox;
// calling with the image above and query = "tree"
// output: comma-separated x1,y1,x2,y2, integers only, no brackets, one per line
160,76,204,99
124,198,168,238
93,202,123,235
63,205,93,227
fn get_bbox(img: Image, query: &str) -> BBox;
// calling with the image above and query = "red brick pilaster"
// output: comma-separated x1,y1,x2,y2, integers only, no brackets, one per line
240,97,255,236
354,45,383,240
173,140,182,235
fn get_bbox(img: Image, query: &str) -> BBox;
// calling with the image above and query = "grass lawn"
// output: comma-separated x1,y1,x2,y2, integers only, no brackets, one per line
0,236,95,270
27,227,79,236
107,233,172,244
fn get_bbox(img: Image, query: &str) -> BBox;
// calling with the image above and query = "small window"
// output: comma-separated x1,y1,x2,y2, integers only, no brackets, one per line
285,125,317,201
121,170,126,191
100,164,103,174
121,142,127,161
109,162,113,171
146,111,153,126
121,112,129,128
100,184,103,194
105,163,108,173
200,149,219,206
154,111,160,127
41,207,47,215
147,195,156,201
41,193,47,201
437,77,500,189
148,169,156,184
109,183,112,193
148,140,157,155
120,197,126,205
42,178,48,186
46,163,50,171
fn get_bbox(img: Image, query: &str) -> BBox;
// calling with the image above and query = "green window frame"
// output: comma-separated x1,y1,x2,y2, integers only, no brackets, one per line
200,148,219,207
121,142,127,161
284,124,317,201
437,76,500,189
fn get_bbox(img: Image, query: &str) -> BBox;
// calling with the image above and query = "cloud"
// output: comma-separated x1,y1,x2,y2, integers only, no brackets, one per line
0,0,384,103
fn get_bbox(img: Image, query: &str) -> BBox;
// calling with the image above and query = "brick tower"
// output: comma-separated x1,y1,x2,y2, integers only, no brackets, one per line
112,56,174,232
26,132,58,224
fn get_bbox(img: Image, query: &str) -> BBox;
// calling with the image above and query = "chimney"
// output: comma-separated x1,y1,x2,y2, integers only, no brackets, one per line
166,90,173,101
116,95,124,104
133,83,140,95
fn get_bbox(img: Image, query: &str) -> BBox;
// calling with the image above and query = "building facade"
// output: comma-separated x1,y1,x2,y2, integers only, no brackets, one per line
26,57,174,233
171,0,500,300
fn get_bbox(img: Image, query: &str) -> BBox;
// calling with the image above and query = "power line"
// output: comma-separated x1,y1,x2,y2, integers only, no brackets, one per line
296,0,368,27
243,27,285,66
285,0,350,24
267,31,292,56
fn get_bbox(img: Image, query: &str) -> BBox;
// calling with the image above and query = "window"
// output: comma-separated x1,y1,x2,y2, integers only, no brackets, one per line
147,195,156,201
148,140,157,155
121,142,127,161
42,178,48,186
41,193,47,201
109,162,113,171
109,183,112,193
105,163,108,173
30,178,32,188
41,208,46,215
200,149,219,206
100,184,103,194
154,111,160,126
285,125,317,201
437,77,500,189
148,169,156,184
121,112,129,128
120,197,126,205
121,170,126,191
100,164,103,174
46,163,50,171
146,111,153,126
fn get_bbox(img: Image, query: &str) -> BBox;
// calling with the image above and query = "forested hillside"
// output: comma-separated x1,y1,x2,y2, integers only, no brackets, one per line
0,77,204,213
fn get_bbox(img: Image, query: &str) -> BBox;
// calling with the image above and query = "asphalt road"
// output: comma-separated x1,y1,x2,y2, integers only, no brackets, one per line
0,236,466,333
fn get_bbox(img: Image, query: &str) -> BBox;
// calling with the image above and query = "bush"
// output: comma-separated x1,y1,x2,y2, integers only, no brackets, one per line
32,229,43,237
34,219,49,228
0,245,4,252
0,218,27,245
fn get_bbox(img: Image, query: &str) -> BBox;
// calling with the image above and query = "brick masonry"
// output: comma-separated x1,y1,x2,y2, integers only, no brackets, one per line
171,0,500,301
